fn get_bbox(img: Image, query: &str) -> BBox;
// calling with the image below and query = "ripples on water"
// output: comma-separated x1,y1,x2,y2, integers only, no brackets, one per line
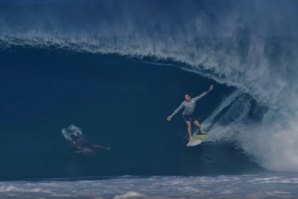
1,174,298,199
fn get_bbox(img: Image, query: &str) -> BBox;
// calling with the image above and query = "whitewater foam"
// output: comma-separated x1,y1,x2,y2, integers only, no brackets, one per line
1,174,298,198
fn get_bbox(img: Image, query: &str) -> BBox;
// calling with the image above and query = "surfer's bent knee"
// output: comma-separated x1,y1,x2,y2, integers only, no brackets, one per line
193,120,200,125
186,121,191,127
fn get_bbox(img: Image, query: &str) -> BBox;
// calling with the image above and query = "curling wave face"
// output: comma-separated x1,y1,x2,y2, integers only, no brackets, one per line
1,0,298,171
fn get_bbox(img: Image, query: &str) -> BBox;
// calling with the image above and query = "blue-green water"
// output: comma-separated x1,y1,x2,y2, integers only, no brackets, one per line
1,0,298,198
0,47,260,180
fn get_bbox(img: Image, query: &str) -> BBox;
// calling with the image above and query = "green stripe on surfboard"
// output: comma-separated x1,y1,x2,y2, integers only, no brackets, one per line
192,134,207,141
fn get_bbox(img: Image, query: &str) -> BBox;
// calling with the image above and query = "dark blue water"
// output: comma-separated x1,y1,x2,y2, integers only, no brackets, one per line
1,0,298,198
0,47,262,180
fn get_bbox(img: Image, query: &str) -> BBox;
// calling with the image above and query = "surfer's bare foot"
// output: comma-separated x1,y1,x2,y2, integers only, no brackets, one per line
189,137,195,143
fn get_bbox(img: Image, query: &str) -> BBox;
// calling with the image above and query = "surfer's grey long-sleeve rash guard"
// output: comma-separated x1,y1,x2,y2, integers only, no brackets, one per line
170,91,209,117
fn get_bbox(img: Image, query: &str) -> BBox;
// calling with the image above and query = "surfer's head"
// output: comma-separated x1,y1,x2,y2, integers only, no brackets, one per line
185,94,192,101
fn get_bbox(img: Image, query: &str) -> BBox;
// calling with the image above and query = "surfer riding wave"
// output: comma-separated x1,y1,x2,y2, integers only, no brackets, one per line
167,85,214,143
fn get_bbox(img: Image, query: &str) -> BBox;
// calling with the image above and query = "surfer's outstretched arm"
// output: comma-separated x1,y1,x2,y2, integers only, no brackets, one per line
193,84,214,102
167,102,184,121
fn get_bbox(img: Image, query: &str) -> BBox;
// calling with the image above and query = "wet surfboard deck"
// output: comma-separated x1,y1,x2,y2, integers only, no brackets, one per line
186,133,207,147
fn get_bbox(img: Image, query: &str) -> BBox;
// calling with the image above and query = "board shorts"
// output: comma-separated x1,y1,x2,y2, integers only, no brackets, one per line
182,114,197,123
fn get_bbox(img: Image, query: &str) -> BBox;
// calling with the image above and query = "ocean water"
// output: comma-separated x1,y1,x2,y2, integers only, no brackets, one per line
1,174,298,199
1,0,298,198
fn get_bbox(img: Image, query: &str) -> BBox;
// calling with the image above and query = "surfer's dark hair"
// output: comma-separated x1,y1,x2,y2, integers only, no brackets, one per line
185,93,192,97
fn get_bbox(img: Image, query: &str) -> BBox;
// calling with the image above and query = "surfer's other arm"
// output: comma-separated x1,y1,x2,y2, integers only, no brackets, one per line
167,102,184,121
193,84,214,102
